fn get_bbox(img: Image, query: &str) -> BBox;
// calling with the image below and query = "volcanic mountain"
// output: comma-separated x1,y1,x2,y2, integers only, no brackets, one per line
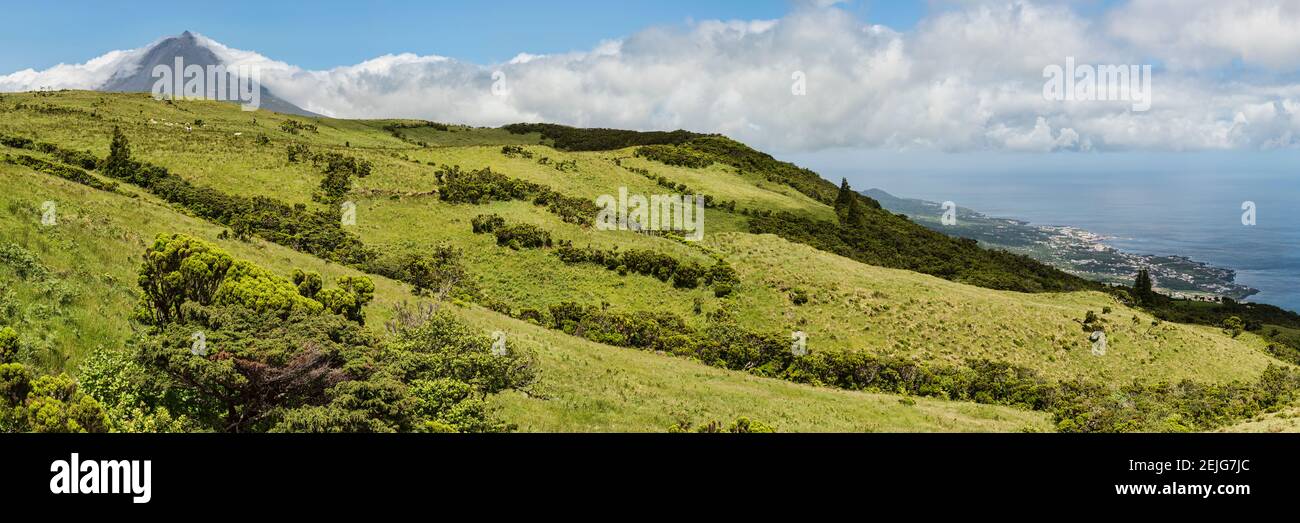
99,31,318,117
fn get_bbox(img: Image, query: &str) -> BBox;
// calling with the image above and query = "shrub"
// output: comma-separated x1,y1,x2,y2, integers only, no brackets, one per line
494,223,552,250
471,214,506,234
0,327,17,364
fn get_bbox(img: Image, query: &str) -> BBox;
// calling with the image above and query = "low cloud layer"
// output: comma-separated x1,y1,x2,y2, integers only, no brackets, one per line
4,0,1300,153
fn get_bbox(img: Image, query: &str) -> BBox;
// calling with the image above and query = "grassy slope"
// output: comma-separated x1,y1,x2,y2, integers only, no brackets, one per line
2,90,1293,430
0,101,1046,432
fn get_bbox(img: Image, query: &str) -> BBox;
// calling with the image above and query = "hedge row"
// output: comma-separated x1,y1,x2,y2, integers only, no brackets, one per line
554,243,738,292
3,153,119,193
436,164,597,226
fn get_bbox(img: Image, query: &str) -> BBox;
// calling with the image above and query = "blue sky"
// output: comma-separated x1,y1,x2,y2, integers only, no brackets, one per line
0,0,925,72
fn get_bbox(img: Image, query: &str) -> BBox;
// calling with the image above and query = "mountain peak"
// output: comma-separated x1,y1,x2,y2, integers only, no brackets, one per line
97,32,319,117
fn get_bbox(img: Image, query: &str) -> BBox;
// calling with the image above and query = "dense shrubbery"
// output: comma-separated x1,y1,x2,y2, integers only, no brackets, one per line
503,123,700,151
0,361,110,433
436,164,598,226
554,244,738,291
471,213,506,234
135,234,369,326
469,215,552,250
0,132,100,170
4,153,120,192
88,234,535,433
383,121,449,146
500,145,533,159
1,326,109,433
634,144,715,169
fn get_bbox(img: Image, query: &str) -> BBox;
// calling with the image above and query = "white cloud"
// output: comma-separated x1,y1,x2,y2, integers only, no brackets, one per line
0,46,150,91
4,2,1300,153
1108,0,1300,71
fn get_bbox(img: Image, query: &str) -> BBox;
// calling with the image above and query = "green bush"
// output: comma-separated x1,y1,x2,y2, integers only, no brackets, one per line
494,223,552,250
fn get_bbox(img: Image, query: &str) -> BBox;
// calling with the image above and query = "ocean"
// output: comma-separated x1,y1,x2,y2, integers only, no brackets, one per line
796,151,1300,312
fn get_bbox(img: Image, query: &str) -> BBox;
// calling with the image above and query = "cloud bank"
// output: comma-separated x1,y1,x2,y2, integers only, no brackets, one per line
4,0,1300,153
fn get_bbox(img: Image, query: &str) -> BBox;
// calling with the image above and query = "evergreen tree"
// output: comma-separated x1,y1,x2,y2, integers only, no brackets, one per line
102,126,133,179
1133,269,1154,304
833,178,869,227
833,178,855,217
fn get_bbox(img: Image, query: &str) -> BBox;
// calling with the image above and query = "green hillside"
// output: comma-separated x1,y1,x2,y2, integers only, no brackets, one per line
2,90,1298,433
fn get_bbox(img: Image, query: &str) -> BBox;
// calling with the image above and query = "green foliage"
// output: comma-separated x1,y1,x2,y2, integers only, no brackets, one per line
286,145,372,203
317,275,375,325
436,164,598,226
126,236,528,433
1133,269,1156,305
0,327,17,364
379,312,537,432
215,260,325,318
834,178,871,227
78,345,195,433
279,120,318,135
373,245,471,300
499,145,533,159
292,269,323,300
503,123,699,151
137,234,235,325
634,144,714,169
486,222,553,250
505,298,1300,432
0,242,51,281
101,126,133,180
555,244,734,290
470,214,553,250
1222,316,1246,338
471,213,506,234
615,161,735,210
0,362,109,433
3,153,118,192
